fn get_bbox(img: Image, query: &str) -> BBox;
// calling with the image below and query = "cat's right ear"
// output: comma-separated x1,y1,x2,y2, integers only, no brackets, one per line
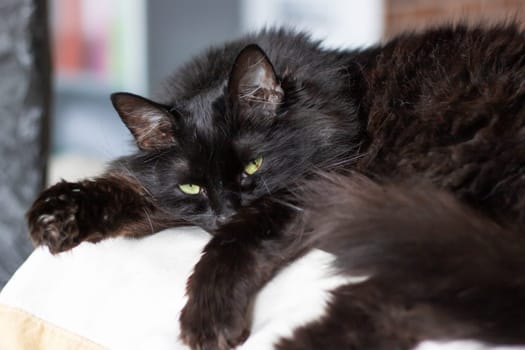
111,92,176,151
228,44,284,117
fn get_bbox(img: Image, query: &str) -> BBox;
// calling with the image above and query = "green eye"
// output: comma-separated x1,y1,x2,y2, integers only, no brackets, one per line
244,156,263,175
178,184,201,195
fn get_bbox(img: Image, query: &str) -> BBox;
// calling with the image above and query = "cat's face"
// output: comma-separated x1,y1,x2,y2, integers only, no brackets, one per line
111,44,353,232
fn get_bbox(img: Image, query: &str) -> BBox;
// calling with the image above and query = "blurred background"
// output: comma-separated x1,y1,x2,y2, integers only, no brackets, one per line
1,0,524,289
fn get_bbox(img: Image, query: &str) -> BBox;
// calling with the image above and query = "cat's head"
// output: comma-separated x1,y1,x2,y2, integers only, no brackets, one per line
111,43,357,232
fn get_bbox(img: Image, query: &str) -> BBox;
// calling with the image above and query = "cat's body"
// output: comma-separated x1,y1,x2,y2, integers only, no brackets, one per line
354,25,525,227
28,24,525,349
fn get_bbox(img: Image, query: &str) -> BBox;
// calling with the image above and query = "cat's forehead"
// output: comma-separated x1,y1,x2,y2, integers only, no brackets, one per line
171,86,233,153
171,82,268,161
177,84,227,131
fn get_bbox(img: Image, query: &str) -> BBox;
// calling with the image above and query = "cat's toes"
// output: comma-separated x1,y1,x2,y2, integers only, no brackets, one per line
218,326,250,350
179,301,250,350
180,326,249,350
30,209,79,254
27,183,83,254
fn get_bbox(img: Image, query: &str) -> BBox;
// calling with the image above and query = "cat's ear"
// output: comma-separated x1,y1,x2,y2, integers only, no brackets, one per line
228,44,284,116
111,92,176,151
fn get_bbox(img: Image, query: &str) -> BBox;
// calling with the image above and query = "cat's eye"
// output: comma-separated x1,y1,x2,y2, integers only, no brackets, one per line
244,156,263,175
178,184,202,195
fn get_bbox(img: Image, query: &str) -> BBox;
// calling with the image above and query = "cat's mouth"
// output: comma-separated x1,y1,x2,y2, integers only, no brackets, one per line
194,213,236,234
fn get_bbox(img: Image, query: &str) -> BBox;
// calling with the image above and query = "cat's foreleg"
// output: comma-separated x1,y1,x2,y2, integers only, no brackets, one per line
27,174,177,254
179,199,303,350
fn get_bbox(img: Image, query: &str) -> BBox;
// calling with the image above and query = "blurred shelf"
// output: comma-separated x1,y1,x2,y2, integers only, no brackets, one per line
54,74,116,98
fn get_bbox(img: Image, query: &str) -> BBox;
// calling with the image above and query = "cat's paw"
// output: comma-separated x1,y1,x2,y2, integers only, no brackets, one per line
27,181,86,254
179,297,250,350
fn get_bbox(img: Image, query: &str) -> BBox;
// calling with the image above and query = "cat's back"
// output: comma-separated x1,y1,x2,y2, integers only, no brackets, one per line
357,23,525,226
383,24,524,104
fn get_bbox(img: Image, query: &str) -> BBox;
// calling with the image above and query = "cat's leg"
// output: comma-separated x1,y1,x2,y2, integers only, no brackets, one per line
27,174,178,254
179,199,302,350
274,283,420,350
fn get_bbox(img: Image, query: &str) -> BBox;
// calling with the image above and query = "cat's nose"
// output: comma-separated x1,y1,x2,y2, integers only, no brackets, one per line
215,210,237,227
215,205,236,225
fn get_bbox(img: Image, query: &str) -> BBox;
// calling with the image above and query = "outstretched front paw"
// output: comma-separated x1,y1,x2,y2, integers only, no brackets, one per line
27,181,88,254
179,296,250,350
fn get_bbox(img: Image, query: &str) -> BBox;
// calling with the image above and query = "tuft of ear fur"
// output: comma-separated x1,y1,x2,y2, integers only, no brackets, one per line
228,44,284,117
111,92,176,151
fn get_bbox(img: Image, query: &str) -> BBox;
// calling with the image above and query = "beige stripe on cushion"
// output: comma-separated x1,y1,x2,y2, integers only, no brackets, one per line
0,304,107,350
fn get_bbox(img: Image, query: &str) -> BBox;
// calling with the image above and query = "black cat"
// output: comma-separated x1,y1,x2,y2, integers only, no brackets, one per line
28,24,525,349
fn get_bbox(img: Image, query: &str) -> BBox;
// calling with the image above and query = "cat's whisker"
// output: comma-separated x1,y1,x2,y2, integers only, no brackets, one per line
185,214,216,217
272,197,304,213
260,176,272,195
143,208,154,235
110,161,154,198
321,152,368,169
142,149,172,163
180,214,216,219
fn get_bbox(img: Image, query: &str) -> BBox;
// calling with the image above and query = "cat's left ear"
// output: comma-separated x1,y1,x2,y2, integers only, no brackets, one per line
111,92,176,151
228,44,284,116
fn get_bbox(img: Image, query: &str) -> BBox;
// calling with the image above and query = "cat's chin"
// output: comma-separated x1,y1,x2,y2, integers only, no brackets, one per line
197,217,236,234
194,222,220,235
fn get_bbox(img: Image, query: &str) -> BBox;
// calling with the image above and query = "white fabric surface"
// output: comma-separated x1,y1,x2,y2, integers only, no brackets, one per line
1,226,522,350
0,227,351,350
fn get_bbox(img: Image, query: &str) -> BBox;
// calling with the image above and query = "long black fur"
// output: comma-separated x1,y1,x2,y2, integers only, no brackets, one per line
27,23,525,349
278,173,525,349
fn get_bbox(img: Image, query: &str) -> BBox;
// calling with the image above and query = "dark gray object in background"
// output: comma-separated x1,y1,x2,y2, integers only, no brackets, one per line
0,0,50,289
147,0,241,94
